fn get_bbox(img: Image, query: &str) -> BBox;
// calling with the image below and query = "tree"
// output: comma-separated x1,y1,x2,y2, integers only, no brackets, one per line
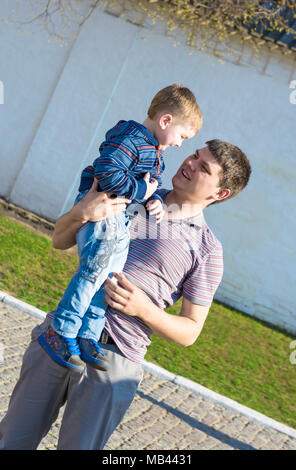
2,0,296,59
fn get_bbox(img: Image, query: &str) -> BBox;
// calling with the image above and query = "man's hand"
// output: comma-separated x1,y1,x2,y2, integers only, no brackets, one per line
143,172,158,200
52,179,130,250
75,179,131,224
104,273,209,347
104,272,151,318
146,199,165,224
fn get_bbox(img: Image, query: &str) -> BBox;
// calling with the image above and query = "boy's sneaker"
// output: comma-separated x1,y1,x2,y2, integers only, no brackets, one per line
78,338,109,371
38,326,85,373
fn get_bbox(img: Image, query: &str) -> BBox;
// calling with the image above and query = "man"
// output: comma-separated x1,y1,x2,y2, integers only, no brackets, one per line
0,139,251,450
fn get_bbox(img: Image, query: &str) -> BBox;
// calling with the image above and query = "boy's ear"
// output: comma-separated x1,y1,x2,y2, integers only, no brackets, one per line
159,114,173,129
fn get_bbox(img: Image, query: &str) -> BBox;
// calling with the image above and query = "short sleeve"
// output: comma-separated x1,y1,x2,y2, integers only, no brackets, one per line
182,242,224,306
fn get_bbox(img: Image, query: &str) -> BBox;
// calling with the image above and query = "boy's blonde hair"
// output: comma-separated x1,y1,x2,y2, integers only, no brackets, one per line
148,83,202,131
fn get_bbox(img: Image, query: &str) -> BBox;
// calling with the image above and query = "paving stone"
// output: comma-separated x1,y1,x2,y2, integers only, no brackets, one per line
1,301,296,451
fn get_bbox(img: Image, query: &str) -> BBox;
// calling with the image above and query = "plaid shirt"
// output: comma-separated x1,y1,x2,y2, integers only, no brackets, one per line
79,120,165,202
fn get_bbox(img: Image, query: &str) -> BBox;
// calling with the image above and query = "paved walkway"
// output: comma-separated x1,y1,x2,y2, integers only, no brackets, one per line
1,297,296,451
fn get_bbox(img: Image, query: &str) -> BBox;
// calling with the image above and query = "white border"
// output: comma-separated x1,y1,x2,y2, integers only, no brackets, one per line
1,291,296,440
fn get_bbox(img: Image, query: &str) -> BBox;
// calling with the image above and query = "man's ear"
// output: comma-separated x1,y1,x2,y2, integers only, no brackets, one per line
159,114,173,130
214,188,231,201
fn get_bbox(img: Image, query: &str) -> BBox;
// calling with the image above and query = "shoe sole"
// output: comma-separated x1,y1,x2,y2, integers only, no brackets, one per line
38,334,85,373
80,352,109,371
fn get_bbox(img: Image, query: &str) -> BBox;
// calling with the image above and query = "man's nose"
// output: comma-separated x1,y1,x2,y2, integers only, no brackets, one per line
187,156,195,169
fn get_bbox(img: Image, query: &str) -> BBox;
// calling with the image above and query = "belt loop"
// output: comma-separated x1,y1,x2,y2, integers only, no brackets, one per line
100,330,109,344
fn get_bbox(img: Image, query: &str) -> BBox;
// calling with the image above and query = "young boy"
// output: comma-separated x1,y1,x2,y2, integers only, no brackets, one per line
38,84,202,372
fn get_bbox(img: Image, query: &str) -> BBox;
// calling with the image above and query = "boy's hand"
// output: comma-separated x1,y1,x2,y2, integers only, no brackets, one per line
143,172,158,200
146,199,164,224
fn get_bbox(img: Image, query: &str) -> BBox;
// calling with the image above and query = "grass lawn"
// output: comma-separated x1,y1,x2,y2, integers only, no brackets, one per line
0,213,295,429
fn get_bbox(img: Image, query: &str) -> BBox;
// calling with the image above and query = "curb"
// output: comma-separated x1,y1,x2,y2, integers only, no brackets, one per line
142,360,296,439
1,291,296,440
0,291,47,321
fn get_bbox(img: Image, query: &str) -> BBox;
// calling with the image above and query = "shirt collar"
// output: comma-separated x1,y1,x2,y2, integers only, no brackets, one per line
129,120,159,147
170,212,204,229
160,189,204,229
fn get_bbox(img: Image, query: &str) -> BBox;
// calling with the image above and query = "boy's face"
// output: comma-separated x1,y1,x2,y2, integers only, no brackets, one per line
155,115,198,151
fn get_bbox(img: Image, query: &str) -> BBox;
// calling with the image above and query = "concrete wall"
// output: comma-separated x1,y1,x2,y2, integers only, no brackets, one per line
0,2,295,333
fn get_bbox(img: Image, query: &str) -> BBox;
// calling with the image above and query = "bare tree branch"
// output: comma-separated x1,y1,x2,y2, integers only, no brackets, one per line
1,0,295,57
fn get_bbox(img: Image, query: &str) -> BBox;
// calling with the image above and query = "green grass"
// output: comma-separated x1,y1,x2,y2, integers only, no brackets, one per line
0,214,79,312
0,213,296,429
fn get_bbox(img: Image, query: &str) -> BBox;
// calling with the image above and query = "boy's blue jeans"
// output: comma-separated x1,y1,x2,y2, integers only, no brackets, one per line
52,192,131,341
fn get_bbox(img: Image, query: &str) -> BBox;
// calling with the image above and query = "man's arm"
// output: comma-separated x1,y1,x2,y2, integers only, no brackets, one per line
52,180,130,250
141,296,209,346
104,273,209,347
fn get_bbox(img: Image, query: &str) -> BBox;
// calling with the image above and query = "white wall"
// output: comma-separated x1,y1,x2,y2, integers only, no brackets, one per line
0,1,83,197
0,3,295,333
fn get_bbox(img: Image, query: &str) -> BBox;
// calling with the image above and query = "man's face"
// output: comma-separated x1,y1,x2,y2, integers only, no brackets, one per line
172,146,224,204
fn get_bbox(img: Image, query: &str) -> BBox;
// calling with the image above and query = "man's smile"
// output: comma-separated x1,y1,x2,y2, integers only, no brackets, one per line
181,168,191,181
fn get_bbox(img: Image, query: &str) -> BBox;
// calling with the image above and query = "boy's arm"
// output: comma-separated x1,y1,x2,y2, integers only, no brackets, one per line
95,136,157,201
145,187,163,205
145,187,165,223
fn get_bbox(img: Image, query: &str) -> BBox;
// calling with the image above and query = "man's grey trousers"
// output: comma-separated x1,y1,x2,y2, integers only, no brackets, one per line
0,317,143,450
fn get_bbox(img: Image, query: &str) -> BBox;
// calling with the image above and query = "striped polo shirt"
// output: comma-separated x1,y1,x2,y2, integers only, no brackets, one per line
104,190,224,363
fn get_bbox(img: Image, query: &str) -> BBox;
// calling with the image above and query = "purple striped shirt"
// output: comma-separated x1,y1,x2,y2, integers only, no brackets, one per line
47,196,223,364
104,204,223,363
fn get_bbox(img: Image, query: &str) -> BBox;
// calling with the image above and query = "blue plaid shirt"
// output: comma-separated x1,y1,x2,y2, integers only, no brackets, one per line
79,120,165,203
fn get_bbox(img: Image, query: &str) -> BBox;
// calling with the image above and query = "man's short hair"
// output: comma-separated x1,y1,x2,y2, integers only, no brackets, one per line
206,139,251,204
148,83,203,132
